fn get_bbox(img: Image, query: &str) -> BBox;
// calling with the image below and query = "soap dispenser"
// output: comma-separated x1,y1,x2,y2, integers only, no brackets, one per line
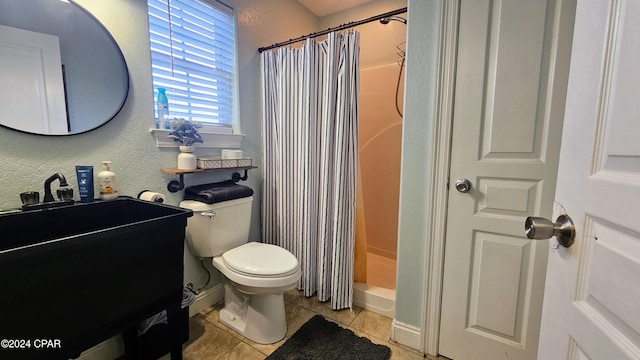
98,161,118,201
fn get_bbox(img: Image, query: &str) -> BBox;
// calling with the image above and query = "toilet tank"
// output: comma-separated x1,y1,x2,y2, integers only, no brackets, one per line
179,196,253,257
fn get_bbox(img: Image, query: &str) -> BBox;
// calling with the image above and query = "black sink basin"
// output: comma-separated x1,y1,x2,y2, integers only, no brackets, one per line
2,197,190,251
0,197,192,359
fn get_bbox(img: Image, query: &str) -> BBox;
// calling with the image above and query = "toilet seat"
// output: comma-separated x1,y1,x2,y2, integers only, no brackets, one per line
212,256,301,290
222,242,298,278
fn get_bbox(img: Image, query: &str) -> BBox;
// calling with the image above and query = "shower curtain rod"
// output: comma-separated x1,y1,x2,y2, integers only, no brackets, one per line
257,7,407,53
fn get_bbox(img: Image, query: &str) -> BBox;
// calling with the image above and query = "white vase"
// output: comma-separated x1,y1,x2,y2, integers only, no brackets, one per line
177,145,197,170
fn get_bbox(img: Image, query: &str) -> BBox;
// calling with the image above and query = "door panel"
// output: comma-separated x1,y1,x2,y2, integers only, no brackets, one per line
469,232,531,339
0,25,68,134
539,1,640,358
439,0,575,359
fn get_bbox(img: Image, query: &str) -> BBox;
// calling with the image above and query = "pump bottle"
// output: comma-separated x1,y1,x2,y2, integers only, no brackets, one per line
98,161,118,201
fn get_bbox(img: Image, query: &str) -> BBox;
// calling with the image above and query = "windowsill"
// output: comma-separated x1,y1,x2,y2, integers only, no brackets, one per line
149,128,244,148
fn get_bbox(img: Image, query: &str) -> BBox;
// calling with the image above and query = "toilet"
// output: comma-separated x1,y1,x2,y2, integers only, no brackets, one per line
180,196,301,344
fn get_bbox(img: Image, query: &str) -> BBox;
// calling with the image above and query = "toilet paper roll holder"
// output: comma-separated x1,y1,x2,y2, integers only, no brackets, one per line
137,190,165,203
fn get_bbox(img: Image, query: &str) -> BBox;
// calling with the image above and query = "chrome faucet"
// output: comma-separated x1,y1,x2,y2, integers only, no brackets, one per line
43,173,69,202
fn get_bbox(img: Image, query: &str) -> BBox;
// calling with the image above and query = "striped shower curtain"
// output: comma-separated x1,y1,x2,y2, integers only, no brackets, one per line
261,31,359,310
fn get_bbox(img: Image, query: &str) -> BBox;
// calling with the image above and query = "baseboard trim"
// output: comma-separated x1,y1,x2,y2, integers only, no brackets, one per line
392,319,422,351
189,284,224,317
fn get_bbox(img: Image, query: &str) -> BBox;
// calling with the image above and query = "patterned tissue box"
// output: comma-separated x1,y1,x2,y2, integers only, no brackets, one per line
197,157,222,169
222,159,238,168
198,157,252,169
237,158,252,167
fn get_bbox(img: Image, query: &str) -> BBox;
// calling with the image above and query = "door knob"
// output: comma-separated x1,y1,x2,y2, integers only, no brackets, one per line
454,179,472,193
524,214,575,248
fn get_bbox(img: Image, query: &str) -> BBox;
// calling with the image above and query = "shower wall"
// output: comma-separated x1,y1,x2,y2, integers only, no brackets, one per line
356,63,404,290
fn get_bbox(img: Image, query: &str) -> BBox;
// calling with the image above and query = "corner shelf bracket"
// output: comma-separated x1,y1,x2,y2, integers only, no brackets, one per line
231,169,249,182
167,174,186,193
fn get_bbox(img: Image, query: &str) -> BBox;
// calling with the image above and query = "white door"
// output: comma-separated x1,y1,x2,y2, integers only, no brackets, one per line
537,0,640,358
438,0,575,359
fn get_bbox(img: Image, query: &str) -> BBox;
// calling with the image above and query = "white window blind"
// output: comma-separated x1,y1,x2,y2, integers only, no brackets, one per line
148,0,236,126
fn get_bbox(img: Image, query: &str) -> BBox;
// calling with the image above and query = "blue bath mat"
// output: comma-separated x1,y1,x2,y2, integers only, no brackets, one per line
266,315,391,360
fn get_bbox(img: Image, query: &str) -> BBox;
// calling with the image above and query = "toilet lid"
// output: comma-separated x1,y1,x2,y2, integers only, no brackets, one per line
222,242,299,277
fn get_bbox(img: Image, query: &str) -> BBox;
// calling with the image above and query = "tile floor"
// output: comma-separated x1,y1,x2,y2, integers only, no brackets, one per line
162,289,426,359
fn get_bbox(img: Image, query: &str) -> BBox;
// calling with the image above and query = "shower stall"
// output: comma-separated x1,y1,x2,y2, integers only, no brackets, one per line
353,13,406,318
258,5,408,316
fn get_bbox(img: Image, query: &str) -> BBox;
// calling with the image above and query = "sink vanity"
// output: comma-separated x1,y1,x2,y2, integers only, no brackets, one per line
0,198,192,359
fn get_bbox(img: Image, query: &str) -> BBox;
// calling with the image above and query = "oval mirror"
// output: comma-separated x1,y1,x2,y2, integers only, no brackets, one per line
0,0,129,135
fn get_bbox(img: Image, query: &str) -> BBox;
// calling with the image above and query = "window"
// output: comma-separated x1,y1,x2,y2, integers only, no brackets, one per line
148,0,237,128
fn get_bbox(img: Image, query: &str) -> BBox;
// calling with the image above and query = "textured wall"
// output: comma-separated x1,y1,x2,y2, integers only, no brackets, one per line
394,0,440,328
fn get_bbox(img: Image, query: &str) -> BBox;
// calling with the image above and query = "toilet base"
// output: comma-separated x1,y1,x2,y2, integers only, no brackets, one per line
218,282,288,344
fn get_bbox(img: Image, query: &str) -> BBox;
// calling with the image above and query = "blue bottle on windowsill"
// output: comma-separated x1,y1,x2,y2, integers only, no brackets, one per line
157,87,170,129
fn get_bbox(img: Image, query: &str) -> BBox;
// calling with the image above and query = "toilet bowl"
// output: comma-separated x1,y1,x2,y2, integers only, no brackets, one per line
180,197,301,344
213,242,301,343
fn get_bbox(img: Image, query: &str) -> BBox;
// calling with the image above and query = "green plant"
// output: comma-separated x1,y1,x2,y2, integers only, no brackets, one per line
168,118,203,146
